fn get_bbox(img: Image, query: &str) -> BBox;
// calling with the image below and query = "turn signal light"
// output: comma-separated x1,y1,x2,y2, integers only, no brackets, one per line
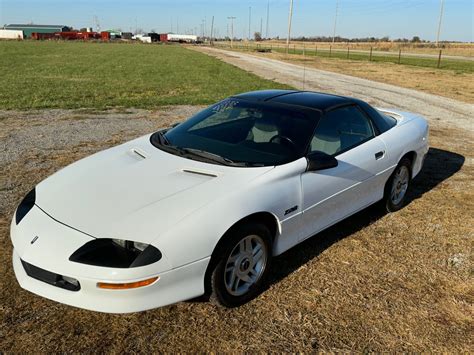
97,276,159,290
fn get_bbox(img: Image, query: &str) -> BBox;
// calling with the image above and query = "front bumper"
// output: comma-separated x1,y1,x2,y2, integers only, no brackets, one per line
11,205,210,313
13,249,209,313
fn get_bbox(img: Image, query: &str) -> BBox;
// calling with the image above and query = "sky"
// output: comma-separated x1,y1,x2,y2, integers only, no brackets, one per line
0,0,472,42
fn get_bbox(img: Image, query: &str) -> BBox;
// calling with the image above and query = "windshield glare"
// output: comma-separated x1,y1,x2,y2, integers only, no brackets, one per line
152,98,319,166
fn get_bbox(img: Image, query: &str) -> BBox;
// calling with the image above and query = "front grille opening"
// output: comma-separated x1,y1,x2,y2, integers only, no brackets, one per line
21,259,80,292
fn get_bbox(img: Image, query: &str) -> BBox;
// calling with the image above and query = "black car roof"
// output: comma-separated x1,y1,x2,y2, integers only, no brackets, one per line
233,90,353,111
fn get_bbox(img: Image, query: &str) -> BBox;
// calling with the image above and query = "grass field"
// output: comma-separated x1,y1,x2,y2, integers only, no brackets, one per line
216,42,474,73
0,41,290,110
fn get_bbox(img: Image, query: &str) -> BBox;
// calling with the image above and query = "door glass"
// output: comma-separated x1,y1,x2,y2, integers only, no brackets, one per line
310,106,374,155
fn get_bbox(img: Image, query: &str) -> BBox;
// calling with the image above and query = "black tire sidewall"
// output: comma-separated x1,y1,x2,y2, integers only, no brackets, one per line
385,157,412,212
211,223,272,308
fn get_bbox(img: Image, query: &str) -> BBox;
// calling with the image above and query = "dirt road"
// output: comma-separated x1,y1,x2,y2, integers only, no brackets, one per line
194,47,473,131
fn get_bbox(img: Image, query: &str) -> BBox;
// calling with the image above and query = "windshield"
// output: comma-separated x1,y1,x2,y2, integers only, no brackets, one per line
150,98,320,166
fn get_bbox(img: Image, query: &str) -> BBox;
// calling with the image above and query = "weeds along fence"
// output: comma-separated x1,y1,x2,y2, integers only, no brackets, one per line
211,41,473,72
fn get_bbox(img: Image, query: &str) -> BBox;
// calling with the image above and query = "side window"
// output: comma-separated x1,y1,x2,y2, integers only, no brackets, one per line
310,106,374,155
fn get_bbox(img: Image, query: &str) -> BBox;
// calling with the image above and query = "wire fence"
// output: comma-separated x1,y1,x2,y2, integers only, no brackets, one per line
210,41,473,72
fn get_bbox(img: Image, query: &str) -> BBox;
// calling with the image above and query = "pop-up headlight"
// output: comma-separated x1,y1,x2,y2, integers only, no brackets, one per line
15,188,36,225
69,238,162,268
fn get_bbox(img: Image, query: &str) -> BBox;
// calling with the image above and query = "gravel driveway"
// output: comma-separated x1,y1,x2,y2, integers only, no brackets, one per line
194,47,473,131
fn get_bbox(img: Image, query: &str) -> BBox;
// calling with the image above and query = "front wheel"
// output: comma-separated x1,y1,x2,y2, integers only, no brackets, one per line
384,157,412,212
210,223,272,308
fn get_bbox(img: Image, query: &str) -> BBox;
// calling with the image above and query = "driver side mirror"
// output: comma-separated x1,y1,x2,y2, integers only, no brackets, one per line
306,151,338,171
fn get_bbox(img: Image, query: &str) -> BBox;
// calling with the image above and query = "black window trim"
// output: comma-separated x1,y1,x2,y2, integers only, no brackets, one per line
305,103,377,158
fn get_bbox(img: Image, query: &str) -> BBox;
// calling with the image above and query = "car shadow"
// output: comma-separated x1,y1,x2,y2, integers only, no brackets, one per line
265,147,465,288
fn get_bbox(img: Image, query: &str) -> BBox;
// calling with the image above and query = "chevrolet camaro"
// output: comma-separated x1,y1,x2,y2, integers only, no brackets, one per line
11,90,429,313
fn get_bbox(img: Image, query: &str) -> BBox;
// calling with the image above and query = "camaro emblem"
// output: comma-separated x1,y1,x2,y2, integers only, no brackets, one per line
30,236,39,244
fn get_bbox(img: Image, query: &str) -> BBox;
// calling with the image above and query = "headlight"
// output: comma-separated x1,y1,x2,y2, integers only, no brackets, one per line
16,188,36,225
69,238,162,268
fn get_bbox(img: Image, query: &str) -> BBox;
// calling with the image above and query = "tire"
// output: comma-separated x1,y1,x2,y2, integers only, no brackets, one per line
384,157,412,212
210,222,272,308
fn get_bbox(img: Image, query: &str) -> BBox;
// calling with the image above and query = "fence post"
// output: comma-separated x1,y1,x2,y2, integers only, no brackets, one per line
303,44,306,56
329,45,332,57
398,48,401,64
437,50,442,68
293,44,296,54
347,46,350,59
369,47,372,61
315,45,317,56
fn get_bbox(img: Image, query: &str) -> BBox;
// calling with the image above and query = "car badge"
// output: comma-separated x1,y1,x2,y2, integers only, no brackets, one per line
30,236,39,244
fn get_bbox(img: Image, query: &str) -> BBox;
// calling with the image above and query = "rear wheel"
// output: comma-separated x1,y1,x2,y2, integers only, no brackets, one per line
384,157,411,212
210,223,272,308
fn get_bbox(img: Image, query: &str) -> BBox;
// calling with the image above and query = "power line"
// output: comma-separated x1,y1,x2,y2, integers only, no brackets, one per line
332,0,339,43
248,6,252,40
227,16,236,48
265,0,270,38
286,0,293,54
436,0,444,46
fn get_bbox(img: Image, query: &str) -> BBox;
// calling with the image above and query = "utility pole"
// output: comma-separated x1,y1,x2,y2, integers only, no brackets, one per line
266,0,270,38
436,0,444,47
286,0,294,54
227,16,236,48
248,6,252,40
210,15,215,45
332,0,339,44
260,17,263,35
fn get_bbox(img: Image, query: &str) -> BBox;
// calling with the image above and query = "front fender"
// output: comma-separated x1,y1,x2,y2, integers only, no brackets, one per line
153,158,306,268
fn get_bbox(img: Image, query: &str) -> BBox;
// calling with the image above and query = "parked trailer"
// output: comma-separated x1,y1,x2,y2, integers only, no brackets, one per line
31,32,55,40
167,34,198,43
0,29,24,40
133,34,152,43
32,31,105,41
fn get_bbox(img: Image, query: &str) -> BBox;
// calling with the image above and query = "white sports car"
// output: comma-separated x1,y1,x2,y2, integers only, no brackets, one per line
11,90,429,313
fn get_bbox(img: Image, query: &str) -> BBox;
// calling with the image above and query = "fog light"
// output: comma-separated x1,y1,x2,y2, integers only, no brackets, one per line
97,276,159,290
62,275,79,287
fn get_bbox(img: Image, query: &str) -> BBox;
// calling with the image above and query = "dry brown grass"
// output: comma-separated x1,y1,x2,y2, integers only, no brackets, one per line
239,50,474,103
0,107,472,352
266,40,474,57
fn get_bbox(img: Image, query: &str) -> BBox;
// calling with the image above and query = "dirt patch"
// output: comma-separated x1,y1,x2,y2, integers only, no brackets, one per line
0,106,203,215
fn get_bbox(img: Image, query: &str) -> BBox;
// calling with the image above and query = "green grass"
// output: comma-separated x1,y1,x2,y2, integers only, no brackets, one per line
0,41,291,110
231,43,474,73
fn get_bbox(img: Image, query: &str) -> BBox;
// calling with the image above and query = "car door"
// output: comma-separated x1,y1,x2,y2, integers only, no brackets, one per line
299,105,389,241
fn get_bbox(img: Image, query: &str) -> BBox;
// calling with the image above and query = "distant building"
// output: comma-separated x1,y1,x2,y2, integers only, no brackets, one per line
4,24,70,38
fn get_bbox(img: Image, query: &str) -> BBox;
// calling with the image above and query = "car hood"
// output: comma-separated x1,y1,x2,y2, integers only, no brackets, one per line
36,134,273,243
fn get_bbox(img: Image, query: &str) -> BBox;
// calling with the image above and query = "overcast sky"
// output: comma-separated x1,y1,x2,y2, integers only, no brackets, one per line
1,0,472,41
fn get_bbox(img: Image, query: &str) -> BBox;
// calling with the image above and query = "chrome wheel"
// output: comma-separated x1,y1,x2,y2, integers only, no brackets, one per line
224,234,268,296
391,165,409,205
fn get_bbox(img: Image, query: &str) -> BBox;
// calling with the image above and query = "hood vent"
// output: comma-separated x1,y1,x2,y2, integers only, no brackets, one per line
131,148,148,160
182,169,218,178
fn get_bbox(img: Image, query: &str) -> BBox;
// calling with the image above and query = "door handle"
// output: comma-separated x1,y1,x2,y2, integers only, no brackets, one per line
375,151,385,160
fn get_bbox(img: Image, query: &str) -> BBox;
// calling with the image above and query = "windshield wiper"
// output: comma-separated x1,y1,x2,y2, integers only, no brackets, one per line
179,148,247,167
152,132,262,167
156,130,171,145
